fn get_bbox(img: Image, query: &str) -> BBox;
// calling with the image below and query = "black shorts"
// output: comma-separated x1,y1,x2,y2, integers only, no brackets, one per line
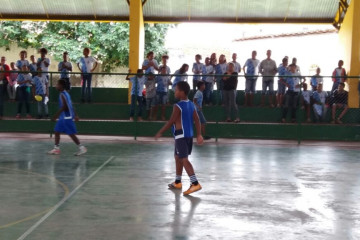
174,137,193,158
62,78,71,91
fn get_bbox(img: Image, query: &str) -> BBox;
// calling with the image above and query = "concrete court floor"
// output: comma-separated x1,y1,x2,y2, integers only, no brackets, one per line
0,134,359,240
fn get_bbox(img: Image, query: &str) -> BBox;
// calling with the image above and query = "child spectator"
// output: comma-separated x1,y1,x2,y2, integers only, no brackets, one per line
259,50,277,107
331,82,348,124
192,54,204,91
155,66,172,120
215,54,227,104
291,57,301,73
310,67,323,91
281,64,301,123
16,65,32,119
58,51,73,91
145,72,156,120
0,56,10,119
276,57,288,108
32,66,49,119
243,50,260,107
142,51,159,74
301,83,311,123
16,50,30,69
332,60,347,93
159,55,171,74
37,48,51,79
312,84,328,122
228,53,241,73
210,53,217,66
29,55,37,77
172,64,189,90
77,48,98,103
222,62,240,122
8,62,18,102
193,81,211,140
202,57,215,105
126,69,146,121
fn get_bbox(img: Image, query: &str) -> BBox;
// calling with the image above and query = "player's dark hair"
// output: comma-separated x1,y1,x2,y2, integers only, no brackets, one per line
58,79,66,88
339,82,345,87
177,81,190,96
179,64,189,74
197,81,205,89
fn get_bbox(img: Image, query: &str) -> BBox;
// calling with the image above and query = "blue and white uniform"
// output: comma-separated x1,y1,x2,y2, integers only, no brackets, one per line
193,90,206,124
172,70,188,90
16,60,30,69
173,100,196,158
130,76,146,96
32,76,48,95
54,91,77,135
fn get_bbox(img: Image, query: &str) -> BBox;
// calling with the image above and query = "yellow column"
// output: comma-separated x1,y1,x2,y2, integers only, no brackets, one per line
339,0,360,108
128,0,145,103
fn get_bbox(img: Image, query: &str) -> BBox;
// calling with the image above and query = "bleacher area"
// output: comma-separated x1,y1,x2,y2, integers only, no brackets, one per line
1,87,360,141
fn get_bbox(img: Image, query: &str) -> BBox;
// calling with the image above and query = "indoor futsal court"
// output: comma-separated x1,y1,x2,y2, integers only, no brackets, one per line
0,134,359,240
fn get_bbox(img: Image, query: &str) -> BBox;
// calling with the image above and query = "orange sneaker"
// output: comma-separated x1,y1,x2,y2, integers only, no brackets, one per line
183,183,202,195
168,182,182,189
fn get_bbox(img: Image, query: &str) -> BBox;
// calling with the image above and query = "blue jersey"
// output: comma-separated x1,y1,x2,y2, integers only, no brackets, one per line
16,60,29,69
172,100,194,139
193,90,203,111
59,91,75,120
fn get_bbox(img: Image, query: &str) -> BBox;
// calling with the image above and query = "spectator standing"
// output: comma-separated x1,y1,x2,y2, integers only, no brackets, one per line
259,50,277,107
228,53,241,73
16,50,30,70
58,51,73,91
310,67,323,91
159,55,171,74
154,66,172,120
0,56,10,119
16,65,32,118
192,54,204,91
331,60,347,93
193,81,210,140
202,57,215,105
37,48,51,79
172,64,189,90
8,62,18,102
145,73,156,120
142,51,159,74
29,55,38,77
222,63,240,122
243,51,260,107
301,83,311,123
281,64,301,123
126,69,146,121
277,57,289,108
32,66,49,119
215,54,227,104
77,48,98,103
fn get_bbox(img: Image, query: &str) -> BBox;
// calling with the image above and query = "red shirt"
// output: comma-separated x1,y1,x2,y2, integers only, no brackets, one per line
0,64,10,82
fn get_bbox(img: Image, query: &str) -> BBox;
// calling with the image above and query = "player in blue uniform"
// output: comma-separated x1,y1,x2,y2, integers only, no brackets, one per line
155,81,203,195
48,79,87,156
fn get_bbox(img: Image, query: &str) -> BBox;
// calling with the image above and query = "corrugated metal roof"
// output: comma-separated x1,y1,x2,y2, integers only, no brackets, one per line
0,0,344,23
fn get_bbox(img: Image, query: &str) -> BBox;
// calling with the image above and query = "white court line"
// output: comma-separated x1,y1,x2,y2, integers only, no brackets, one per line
17,156,115,240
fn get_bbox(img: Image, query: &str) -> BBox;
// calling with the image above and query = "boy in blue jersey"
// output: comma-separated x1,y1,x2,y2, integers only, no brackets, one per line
32,66,49,119
48,79,87,156
155,81,203,195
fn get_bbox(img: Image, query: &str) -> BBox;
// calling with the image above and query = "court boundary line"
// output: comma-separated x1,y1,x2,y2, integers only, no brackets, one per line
17,156,115,240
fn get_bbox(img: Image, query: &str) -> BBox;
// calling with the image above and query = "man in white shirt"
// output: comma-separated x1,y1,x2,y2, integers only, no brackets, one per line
259,50,277,107
77,48,98,103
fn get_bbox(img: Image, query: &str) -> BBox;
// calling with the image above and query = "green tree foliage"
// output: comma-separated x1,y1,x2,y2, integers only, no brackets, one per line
0,21,171,72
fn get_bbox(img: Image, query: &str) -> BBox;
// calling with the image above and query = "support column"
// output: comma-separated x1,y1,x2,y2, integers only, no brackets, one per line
338,0,360,108
128,0,145,103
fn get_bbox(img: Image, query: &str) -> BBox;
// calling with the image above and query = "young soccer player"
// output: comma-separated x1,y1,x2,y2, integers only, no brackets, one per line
48,79,87,156
29,55,38,78
16,50,29,70
155,81,203,195
193,81,211,140
32,67,49,119
7,62,18,102
312,84,328,122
